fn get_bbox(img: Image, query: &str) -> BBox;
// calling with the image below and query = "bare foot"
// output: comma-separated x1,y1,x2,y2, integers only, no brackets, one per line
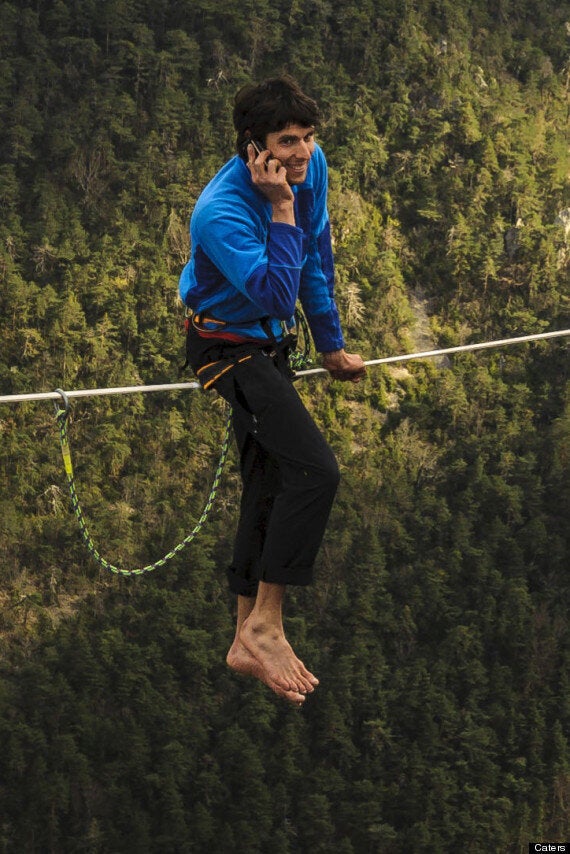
239,617,319,695
226,639,305,706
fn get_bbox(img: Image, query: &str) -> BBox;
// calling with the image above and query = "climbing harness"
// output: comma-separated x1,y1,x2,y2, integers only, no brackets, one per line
53,389,232,577
183,306,314,387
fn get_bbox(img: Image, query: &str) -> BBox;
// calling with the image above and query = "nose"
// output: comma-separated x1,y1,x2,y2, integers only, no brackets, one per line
297,139,312,159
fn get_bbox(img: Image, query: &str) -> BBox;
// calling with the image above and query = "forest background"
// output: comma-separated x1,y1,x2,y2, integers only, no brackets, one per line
0,0,569,851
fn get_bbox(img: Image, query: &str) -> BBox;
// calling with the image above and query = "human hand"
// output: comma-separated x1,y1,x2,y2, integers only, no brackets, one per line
322,349,366,383
247,143,295,216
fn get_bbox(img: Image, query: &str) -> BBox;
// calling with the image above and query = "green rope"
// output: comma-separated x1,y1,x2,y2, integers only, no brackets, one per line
289,307,314,372
55,401,232,577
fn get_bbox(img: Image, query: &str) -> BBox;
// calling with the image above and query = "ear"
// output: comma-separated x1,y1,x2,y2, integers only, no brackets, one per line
239,131,252,160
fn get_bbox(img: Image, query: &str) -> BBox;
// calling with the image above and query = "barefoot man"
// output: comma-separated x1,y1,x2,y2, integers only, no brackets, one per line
179,76,365,704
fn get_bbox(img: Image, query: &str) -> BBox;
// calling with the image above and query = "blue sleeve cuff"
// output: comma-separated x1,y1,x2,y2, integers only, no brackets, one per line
268,221,304,267
307,307,345,353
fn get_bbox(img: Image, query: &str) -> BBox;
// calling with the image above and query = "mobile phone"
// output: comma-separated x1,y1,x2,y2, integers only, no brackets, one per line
243,138,271,169
249,139,265,156
240,137,266,162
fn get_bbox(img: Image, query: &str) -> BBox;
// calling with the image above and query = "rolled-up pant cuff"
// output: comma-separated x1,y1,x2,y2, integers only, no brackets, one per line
226,565,259,597
226,564,314,596
258,564,313,587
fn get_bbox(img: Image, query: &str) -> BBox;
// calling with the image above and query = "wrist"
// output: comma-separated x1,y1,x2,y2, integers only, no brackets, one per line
271,200,295,225
321,349,345,364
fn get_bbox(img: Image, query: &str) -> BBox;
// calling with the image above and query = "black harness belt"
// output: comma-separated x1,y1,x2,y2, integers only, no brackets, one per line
185,310,297,390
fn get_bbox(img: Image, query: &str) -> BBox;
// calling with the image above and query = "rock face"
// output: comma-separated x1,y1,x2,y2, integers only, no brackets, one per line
504,218,524,260
410,288,451,368
555,208,570,242
555,210,570,267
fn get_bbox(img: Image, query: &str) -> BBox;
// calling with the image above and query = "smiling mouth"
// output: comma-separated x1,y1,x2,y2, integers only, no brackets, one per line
285,161,309,183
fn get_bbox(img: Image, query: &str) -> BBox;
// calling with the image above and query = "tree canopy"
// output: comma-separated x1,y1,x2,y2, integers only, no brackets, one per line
0,0,568,850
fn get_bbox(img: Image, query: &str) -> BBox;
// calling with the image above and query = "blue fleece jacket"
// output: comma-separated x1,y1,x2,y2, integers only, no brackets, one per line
178,143,345,353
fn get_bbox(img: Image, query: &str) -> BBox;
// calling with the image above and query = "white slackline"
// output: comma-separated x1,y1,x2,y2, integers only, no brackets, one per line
0,328,568,406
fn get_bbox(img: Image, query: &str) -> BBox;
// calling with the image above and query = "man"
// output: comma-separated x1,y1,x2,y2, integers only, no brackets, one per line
179,75,365,705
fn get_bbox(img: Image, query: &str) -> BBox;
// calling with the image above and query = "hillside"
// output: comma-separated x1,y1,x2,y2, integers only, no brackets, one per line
0,0,569,850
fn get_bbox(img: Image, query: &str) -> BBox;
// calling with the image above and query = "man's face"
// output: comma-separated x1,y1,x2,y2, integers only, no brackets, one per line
264,124,316,184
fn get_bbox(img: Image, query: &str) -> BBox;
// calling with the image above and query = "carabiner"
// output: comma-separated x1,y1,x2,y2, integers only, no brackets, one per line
54,387,71,419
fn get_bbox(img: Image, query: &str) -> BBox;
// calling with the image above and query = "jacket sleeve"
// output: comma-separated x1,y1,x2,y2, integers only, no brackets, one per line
197,206,305,321
298,148,345,352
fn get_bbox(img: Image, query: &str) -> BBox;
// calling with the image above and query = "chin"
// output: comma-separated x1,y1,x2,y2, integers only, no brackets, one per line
287,170,308,185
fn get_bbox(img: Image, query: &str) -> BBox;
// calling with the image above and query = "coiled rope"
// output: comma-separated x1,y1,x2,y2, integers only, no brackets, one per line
54,395,232,577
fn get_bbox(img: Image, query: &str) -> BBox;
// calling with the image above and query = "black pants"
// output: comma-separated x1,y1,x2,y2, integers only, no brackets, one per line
187,329,340,596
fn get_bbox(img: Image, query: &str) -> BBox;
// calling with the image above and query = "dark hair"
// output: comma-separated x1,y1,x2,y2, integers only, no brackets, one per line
233,75,320,158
